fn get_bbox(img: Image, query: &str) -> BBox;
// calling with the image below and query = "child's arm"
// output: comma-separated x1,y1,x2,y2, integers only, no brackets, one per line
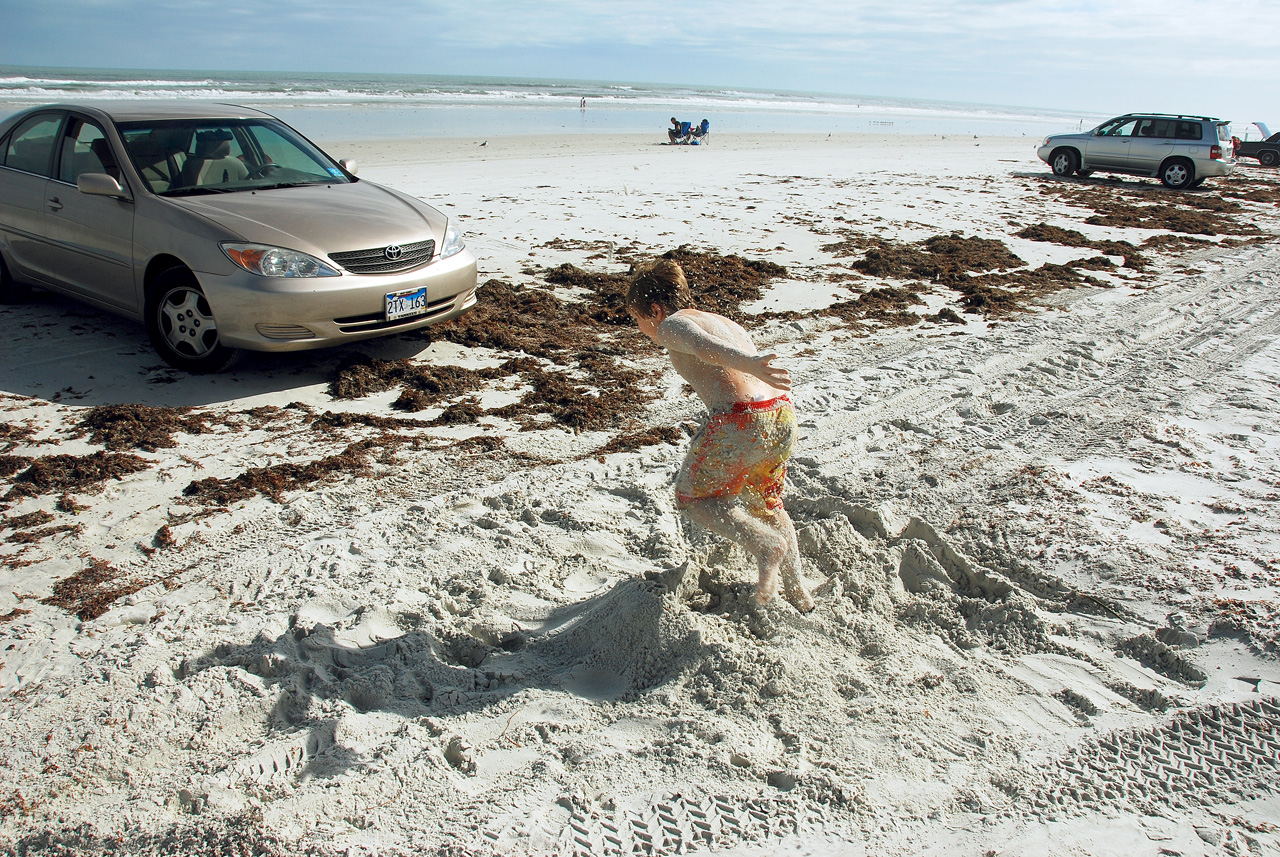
656,315,792,390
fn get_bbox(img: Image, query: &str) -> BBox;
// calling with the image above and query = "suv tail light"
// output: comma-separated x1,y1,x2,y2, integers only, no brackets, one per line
1210,144,1223,160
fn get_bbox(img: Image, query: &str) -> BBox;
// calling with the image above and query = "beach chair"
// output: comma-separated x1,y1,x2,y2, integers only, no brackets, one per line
690,119,710,145
673,121,692,144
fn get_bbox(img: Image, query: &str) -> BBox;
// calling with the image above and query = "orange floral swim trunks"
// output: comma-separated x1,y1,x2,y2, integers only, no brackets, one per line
675,395,797,517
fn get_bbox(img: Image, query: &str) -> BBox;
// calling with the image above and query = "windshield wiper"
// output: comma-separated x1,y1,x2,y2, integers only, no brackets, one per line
256,180,329,190
164,185,242,197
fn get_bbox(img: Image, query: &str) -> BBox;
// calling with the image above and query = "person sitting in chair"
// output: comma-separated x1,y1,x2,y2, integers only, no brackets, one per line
668,117,683,144
690,119,710,143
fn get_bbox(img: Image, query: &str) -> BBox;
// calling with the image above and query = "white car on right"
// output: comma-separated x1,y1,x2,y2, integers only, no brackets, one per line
1037,113,1235,190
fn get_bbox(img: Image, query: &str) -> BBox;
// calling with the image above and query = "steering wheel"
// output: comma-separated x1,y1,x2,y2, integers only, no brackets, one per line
248,162,280,179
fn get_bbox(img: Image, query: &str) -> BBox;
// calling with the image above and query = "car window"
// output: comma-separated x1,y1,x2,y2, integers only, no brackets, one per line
1173,121,1202,141
2,113,62,177
1099,119,1139,137
118,118,351,195
57,117,120,184
1135,118,1179,139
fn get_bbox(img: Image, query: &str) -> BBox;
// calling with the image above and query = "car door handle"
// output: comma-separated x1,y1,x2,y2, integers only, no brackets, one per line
46,197,63,211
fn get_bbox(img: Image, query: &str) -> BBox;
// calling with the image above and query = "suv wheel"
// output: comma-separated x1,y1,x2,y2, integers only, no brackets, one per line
145,267,239,373
0,252,31,303
1051,149,1079,177
1260,149,1279,167
1160,158,1195,190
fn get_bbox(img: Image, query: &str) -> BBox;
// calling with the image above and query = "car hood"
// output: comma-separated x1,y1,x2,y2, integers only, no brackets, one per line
166,181,446,255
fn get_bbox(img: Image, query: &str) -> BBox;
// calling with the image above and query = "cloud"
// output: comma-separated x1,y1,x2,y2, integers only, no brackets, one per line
4,0,1278,117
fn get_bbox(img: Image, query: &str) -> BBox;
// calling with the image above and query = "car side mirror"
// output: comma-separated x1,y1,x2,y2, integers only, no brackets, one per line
77,173,131,200
339,158,358,176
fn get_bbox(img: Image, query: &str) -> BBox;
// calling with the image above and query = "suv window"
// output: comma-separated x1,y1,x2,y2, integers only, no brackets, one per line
1099,118,1139,137
2,113,62,176
1135,118,1179,139
1173,121,1203,141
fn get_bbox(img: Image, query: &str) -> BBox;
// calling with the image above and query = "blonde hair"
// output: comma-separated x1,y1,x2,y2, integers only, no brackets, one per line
626,259,693,317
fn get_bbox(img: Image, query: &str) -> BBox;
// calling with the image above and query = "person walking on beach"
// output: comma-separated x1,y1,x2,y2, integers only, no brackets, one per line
626,260,813,611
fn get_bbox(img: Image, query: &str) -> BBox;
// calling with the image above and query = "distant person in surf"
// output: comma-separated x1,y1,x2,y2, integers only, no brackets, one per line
626,260,813,611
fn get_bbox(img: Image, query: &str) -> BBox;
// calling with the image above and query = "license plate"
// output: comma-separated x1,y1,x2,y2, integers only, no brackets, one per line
386,286,428,321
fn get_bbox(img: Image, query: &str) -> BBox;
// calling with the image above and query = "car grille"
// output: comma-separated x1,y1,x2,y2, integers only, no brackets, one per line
333,292,463,334
329,239,435,275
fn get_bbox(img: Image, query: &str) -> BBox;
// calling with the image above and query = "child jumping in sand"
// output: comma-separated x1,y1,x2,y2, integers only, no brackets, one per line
626,259,813,611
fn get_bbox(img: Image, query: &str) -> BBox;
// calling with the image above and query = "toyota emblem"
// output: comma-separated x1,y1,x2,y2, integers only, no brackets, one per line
384,245,403,261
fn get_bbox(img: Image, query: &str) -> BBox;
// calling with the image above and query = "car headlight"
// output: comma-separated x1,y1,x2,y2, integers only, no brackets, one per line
439,222,466,259
221,243,341,278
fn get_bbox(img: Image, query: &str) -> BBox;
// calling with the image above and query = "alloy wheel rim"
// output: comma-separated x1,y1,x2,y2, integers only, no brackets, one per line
159,287,218,358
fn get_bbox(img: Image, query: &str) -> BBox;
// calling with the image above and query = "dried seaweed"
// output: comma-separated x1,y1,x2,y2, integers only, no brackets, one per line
5,452,150,500
41,557,141,621
10,523,81,544
848,233,1023,284
0,607,31,623
821,285,927,328
0,455,26,480
3,510,54,531
1016,223,1147,269
0,422,37,453
590,426,686,457
182,437,401,506
78,404,213,452
1038,182,1260,237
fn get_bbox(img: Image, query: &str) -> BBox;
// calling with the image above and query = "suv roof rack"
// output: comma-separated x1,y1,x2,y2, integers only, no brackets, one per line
1123,112,1223,122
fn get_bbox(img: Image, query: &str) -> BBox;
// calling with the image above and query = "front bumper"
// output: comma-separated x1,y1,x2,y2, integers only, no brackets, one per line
197,247,480,352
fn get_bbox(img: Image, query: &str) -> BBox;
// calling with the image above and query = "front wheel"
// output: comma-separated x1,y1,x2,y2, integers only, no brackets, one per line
145,268,239,372
1260,149,1279,167
1160,158,1194,190
1050,149,1079,177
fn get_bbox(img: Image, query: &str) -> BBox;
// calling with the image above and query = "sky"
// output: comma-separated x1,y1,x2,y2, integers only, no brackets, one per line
2,0,1277,120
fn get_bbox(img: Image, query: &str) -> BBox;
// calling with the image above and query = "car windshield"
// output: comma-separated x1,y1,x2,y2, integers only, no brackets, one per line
116,118,352,196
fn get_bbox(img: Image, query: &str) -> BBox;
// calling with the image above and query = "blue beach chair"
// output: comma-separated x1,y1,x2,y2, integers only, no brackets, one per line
689,119,710,145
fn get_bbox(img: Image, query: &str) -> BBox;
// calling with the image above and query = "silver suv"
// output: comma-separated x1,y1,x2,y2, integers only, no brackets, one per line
1037,113,1235,190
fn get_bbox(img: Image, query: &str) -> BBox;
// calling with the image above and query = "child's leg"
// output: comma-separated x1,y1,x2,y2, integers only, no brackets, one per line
682,497,787,603
763,506,813,612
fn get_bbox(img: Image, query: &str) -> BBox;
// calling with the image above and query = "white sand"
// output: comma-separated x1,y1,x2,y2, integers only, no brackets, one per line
2,133,1279,856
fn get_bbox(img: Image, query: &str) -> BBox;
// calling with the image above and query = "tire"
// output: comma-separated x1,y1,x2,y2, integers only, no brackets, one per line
1160,158,1194,190
1260,149,1279,167
1076,169,1094,178
145,267,239,372
0,251,31,303
1050,149,1079,178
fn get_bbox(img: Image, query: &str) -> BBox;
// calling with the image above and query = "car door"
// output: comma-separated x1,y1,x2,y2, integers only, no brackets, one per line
1127,117,1173,174
42,114,137,312
0,111,63,284
1084,118,1138,169
1165,119,1207,169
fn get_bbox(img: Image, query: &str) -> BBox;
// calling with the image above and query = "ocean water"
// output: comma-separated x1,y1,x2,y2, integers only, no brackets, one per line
0,66,1102,142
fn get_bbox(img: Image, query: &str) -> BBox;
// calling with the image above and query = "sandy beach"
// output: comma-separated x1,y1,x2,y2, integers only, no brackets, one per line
2,131,1280,856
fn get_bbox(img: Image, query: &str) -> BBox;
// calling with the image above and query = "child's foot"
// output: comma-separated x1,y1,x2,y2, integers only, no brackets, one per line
754,576,780,605
783,582,815,613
